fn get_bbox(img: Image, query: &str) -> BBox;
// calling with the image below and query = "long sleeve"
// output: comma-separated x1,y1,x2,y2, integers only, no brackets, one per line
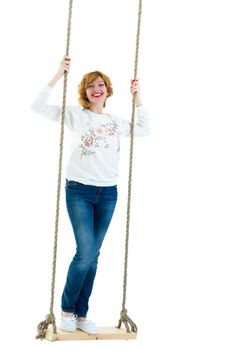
31,85,75,130
118,105,150,137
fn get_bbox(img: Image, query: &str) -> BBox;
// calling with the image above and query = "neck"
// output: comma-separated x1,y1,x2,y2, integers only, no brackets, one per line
89,104,103,114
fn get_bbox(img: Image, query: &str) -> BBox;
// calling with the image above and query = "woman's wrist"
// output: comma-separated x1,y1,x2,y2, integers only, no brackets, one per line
48,72,62,87
135,95,142,107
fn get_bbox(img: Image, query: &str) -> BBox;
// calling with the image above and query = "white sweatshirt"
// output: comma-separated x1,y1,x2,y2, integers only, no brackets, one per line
31,85,150,186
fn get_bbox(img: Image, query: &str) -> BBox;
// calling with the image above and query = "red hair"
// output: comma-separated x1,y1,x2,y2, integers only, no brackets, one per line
78,71,113,109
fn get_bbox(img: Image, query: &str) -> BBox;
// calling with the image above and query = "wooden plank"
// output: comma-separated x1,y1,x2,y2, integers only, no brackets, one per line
45,326,137,341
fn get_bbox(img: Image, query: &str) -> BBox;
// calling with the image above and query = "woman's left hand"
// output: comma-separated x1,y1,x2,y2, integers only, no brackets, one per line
131,78,142,106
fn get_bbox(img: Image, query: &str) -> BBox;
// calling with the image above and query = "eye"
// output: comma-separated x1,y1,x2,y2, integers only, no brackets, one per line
87,84,94,89
98,83,105,88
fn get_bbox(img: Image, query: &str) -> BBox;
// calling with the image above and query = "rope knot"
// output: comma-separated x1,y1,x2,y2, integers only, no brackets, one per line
36,313,57,340
120,309,128,319
117,309,138,333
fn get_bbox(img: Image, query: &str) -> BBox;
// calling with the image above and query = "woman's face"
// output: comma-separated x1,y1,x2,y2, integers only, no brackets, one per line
85,76,108,107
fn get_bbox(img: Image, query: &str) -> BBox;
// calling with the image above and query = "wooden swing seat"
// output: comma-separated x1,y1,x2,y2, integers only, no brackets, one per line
45,325,137,341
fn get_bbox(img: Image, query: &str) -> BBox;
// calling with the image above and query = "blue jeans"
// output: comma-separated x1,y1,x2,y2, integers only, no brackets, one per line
61,180,117,317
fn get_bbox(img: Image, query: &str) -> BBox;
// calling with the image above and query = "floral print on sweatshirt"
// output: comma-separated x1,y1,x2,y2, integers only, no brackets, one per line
79,119,120,157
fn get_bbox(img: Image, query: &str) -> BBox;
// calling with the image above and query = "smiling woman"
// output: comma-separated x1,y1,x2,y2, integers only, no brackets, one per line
31,53,149,337
78,71,113,111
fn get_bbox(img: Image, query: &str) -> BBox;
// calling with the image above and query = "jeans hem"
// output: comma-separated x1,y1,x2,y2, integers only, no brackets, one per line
61,308,76,313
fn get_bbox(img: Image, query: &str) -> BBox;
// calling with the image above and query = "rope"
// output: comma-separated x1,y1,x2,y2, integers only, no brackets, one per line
117,0,142,334
36,0,74,340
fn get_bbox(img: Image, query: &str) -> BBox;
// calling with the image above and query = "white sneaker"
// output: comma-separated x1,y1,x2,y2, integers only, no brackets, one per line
60,315,77,332
76,320,98,335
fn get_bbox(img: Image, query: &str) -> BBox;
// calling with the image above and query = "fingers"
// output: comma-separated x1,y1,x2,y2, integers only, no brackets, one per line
130,78,140,94
61,55,71,73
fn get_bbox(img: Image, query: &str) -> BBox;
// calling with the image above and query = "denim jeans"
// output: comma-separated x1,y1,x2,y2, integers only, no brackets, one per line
61,180,117,317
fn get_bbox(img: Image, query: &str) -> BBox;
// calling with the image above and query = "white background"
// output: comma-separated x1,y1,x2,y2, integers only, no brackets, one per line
0,0,233,349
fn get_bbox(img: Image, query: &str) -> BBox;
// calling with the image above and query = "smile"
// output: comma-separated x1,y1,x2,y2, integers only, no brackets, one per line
92,93,103,98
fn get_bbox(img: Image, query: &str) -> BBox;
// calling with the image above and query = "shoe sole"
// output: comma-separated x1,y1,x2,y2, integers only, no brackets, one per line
76,326,98,335
60,327,76,333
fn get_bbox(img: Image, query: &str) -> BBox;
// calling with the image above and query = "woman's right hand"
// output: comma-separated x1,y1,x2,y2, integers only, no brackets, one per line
48,56,71,87
56,56,71,78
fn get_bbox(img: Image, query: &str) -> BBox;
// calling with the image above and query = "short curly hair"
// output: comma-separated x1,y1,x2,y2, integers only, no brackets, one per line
78,71,113,109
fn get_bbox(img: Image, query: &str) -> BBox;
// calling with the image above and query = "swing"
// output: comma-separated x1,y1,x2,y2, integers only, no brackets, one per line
36,0,143,341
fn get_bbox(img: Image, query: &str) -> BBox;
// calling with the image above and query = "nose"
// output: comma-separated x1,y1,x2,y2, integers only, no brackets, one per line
93,87,102,94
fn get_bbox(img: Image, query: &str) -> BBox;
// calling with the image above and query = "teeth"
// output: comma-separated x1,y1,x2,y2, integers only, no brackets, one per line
93,93,102,97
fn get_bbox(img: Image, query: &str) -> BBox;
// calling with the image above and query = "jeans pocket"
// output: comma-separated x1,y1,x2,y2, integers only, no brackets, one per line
66,180,82,188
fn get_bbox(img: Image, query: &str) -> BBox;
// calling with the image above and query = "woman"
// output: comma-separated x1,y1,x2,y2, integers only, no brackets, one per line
31,56,150,334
